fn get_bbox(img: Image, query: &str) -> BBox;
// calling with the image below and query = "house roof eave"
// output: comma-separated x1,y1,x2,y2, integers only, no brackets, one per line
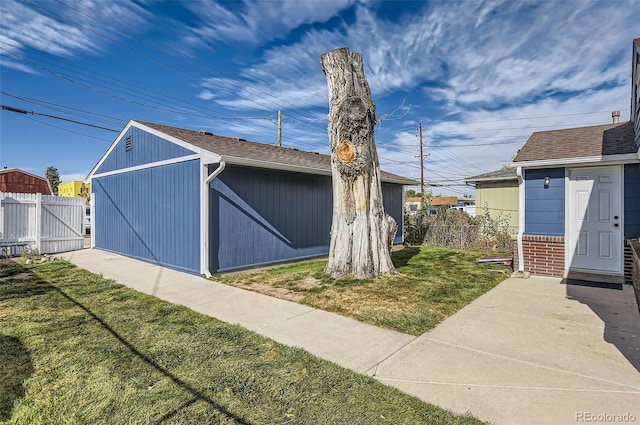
510,152,640,169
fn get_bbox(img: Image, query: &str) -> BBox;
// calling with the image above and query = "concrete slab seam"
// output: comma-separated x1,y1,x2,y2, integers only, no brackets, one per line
367,335,420,376
256,308,318,331
423,337,640,391
376,378,640,394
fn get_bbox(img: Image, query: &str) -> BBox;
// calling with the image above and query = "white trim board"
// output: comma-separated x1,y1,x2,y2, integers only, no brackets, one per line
511,153,639,169
91,154,201,179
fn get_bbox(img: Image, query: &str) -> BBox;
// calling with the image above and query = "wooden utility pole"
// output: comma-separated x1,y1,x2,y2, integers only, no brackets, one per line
419,121,424,195
321,47,396,279
416,121,430,201
277,110,282,147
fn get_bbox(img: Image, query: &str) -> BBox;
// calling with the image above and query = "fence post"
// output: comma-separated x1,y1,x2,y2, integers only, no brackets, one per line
90,193,95,249
35,193,42,254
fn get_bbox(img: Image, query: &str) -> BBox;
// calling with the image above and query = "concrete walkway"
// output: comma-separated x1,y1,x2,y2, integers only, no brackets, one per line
60,249,640,425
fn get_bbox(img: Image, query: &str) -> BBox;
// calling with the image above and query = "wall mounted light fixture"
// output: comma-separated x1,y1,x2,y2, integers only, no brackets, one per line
543,176,551,189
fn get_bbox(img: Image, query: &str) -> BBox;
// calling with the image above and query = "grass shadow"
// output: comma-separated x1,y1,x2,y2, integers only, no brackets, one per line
0,261,252,425
0,334,34,421
391,246,421,269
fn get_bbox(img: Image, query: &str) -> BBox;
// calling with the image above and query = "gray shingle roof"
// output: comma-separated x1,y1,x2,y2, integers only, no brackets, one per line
135,120,417,185
465,167,517,182
513,121,637,163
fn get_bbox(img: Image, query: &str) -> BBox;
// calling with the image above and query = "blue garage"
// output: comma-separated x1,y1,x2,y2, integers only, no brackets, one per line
87,120,414,275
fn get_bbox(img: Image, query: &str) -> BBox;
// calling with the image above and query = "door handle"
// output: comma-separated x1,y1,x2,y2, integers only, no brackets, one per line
614,215,619,220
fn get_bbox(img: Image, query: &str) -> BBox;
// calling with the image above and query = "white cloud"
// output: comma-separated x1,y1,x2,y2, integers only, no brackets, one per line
0,0,151,65
184,0,356,46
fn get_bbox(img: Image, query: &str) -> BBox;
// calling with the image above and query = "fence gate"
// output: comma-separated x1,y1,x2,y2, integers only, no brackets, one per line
0,192,85,254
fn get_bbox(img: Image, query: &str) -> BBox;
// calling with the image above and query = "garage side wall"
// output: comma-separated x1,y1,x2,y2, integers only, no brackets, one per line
208,165,405,273
381,182,403,243
209,165,332,272
94,159,201,274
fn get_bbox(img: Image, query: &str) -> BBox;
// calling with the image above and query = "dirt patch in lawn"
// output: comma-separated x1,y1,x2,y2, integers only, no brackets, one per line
223,281,305,303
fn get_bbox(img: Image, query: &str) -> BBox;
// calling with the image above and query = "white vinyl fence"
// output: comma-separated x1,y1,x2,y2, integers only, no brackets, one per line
0,192,85,255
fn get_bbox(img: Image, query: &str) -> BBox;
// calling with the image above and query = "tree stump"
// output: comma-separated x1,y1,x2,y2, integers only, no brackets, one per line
321,47,397,279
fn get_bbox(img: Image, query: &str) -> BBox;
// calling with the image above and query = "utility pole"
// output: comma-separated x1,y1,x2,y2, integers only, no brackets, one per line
419,121,424,195
277,110,283,147
415,121,430,203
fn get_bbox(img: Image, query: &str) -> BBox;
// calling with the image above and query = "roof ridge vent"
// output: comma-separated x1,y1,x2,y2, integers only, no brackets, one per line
198,130,213,136
234,137,247,142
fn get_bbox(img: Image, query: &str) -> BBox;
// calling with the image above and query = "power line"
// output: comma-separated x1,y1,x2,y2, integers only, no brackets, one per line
21,114,114,142
1,105,119,132
441,108,630,125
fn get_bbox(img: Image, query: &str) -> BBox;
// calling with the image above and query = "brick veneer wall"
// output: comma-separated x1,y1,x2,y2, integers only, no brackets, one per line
512,234,565,277
624,242,634,284
629,239,640,314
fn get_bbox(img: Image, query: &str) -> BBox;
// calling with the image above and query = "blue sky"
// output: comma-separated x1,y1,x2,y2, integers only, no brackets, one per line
0,0,638,198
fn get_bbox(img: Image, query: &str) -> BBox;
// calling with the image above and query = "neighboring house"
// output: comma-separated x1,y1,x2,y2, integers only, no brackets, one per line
465,168,518,229
511,117,639,283
86,120,415,275
0,168,52,195
510,38,640,284
58,181,91,204
405,196,423,214
430,196,459,208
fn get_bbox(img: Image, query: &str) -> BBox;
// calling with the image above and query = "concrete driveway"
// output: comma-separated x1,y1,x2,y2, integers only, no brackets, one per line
60,249,640,425
374,276,640,425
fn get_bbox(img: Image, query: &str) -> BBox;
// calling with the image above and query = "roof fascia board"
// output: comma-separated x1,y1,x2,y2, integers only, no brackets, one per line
85,120,135,180
132,121,221,164
510,153,640,169
91,154,201,179
86,121,222,181
464,176,517,183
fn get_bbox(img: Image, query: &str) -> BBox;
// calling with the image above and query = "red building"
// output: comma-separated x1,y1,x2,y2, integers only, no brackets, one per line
0,168,53,195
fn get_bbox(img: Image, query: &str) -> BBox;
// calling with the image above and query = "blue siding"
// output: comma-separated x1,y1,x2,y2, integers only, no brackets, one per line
625,163,640,238
96,127,196,174
382,183,403,243
94,159,200,274
208,165,406,272
209,165,332,272
524,168,565,235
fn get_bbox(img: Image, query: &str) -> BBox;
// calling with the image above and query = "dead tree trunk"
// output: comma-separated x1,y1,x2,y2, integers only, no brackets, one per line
321,47,397,279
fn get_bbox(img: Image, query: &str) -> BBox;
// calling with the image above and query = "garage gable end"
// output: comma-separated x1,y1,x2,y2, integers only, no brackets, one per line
95,126,198,175
93,159,201,274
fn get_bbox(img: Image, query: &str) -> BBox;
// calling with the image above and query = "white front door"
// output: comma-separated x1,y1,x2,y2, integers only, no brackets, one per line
568,166,622,273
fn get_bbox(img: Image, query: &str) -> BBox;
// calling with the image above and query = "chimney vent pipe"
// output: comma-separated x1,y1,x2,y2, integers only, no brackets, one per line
612,110,620,124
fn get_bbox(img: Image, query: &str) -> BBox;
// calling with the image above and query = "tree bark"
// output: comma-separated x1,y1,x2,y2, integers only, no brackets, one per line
321,47,397,279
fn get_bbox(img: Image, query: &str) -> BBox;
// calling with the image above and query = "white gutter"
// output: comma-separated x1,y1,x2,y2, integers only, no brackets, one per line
510,152,639,169
201,161,226,278
516,166,525,272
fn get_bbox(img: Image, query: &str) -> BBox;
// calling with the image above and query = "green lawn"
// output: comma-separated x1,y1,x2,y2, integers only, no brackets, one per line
214,246,511,336
0,260,486,424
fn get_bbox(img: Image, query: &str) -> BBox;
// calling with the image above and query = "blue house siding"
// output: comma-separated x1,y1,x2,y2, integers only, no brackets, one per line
209,165,332,272
208,165,406,272
96,126,195,174
624,163,640,238
524,168,565,235
382,182,403,243
94,159,201,274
